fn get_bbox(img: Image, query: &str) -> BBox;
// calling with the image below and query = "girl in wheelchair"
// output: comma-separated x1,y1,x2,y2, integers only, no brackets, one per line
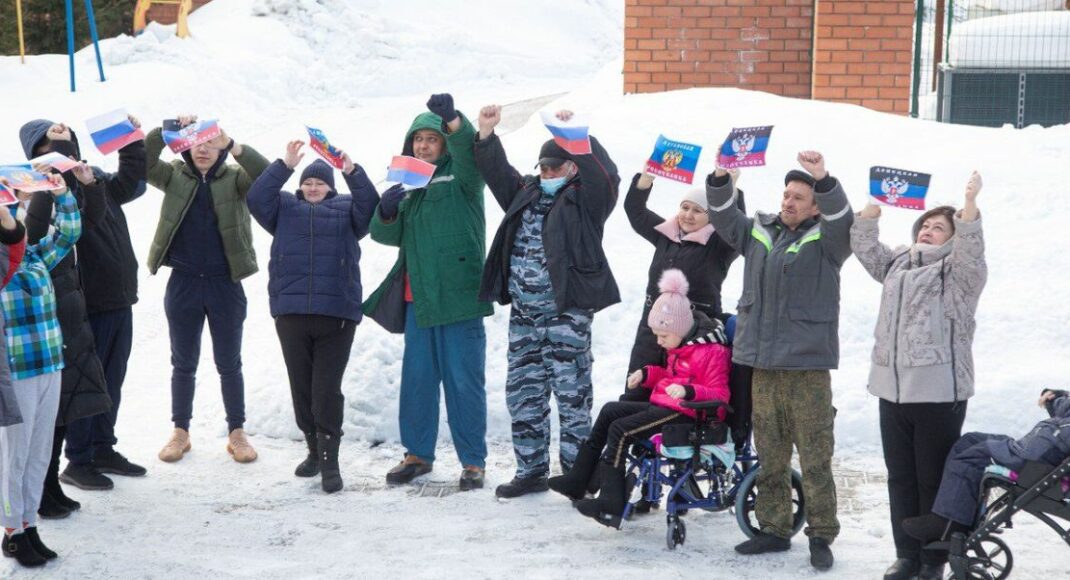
902,388,1070,544
548,269,731,529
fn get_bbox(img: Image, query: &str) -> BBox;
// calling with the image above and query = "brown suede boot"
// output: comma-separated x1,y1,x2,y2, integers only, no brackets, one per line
226,428,258,463
158,428,191,463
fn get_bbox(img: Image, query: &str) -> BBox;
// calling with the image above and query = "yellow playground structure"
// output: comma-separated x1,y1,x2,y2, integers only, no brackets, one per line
134,0,193,38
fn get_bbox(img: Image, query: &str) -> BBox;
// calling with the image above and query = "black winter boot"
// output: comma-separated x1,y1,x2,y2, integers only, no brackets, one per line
548,444,600,500
882,557,919,580
36,491,70,520
575,463,626,529
23,527,57,560
2,532,46,567
295,432,319,478
317,433,343,493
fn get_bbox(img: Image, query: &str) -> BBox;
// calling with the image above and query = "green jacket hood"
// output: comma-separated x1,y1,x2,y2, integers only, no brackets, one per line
402,112,447,159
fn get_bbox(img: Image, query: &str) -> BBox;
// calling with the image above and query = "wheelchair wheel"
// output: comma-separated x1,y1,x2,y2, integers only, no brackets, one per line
665,516,686,550
733,466,805,539
951,535,1013,580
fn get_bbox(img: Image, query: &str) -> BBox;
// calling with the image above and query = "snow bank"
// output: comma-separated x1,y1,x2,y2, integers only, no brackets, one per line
948,11,1070,67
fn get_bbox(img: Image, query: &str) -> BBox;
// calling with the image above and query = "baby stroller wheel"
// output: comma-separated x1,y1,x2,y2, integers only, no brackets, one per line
950,535,1013,580
734,466,806,538
665,516,686,550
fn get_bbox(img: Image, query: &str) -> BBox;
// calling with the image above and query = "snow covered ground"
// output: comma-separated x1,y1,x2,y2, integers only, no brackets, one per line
2,0,1069,577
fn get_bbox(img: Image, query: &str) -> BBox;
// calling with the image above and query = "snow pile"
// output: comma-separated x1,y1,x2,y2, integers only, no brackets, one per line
948,11,1070,67
973,0,1066,12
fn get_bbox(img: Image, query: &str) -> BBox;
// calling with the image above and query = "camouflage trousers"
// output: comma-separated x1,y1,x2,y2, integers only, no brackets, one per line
506,307,594,479
752,369,840,542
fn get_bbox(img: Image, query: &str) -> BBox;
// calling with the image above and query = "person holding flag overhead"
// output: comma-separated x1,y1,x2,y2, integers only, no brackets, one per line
621,165,743,403
246,141,379,493
363,94,492,491
705,151,852,570
473,105,620,499
850,172,986,580
19,116,147,517
145,115,269,465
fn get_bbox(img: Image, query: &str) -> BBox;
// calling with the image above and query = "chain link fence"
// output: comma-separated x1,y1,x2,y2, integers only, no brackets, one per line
912,0,1070,127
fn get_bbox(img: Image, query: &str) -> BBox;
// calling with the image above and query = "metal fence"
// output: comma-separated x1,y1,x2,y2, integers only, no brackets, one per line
912,0,1070,127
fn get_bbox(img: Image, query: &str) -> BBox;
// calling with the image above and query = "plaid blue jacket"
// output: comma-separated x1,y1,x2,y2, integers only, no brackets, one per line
2,191,81,380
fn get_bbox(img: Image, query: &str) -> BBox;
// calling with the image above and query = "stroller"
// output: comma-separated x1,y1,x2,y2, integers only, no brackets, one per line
928,455,1070,579
620,363,807,550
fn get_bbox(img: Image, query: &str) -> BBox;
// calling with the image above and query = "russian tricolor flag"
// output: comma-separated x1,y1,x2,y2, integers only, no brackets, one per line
86,109,145,155
540,111,592,155
386,155,436,189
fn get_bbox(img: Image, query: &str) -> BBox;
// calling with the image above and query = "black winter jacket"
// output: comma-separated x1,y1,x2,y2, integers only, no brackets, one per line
474,133,621,314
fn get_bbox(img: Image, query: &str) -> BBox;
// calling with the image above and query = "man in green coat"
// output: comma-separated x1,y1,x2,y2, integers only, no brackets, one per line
364,94,491,491
145,116,268,466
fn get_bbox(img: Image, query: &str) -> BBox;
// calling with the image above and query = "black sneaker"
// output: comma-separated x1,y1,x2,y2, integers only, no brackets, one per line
809,537,834,570
23,527,57,560
459,467,485,491
2,533,46,567
59,463,114,491
385,457,432,485
93,449,147,477
495,476,549,498
36,492,71,520
734,531,791,555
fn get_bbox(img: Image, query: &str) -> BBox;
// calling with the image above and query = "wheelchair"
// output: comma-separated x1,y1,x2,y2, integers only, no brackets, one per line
927,455,1070,579
619,364,807,550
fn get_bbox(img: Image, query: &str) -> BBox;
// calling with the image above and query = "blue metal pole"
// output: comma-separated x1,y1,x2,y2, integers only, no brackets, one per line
66,0,76,92
84,0,106,82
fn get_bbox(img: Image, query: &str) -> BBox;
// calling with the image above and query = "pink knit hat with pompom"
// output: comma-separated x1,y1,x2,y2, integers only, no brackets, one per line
647,269,694,338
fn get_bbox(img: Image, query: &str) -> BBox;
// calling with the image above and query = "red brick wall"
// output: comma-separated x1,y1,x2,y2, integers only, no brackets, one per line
624,0,917,115
146,0,213,26
812,0,914,114
624,0,815,98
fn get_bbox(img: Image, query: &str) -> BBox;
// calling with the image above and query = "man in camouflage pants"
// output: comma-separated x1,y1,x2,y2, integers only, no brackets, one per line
706,151,852,571
473,106,620,499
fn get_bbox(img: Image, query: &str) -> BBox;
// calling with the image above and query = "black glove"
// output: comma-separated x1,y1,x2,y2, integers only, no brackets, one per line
378,184,406,220
426,93,458,124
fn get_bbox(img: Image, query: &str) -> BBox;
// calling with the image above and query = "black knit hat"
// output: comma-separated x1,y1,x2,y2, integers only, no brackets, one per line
784,169,816,188
300,159,335,190
534,139,571,169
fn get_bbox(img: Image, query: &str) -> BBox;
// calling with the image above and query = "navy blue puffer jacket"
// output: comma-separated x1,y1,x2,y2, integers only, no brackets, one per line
247,160,380,322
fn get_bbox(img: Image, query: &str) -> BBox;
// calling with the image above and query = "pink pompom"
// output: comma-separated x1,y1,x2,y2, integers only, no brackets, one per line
657,268,689,297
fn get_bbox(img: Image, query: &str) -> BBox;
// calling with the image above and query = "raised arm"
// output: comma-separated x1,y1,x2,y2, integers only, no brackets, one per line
571,133,620,222
247,160,293,236
473,104,526,211
32,180,82,271
623,173,664,244
340,152,380,241
948,171,987,310
145,126,174,190
104,114,148,205
850,204,898,282
796,151,853,266
706,169,753,253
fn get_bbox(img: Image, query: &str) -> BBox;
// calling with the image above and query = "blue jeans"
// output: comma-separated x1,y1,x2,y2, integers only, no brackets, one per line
65,307,134,464
399,305,487,468
165,271,247,432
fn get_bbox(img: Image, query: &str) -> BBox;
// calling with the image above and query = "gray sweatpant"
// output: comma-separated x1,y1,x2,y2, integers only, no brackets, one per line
0,371,61,530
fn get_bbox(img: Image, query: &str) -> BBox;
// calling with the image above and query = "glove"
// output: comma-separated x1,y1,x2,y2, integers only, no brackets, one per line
378,184,406,220
426,93,458,124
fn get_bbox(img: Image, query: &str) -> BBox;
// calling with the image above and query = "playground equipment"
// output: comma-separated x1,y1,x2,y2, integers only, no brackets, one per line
12,0,106,92
134,0,193,38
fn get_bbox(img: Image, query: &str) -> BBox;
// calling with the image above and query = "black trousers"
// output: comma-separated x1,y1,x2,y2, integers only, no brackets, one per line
586,401,690,469
275,314,357,438
879,398,967,565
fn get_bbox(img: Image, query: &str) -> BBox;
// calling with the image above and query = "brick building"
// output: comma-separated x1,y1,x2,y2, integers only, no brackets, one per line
144,0,213,27
624,0,916,114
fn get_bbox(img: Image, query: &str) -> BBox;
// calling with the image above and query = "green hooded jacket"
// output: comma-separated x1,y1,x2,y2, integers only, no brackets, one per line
363,112,492,331
144,127,269,282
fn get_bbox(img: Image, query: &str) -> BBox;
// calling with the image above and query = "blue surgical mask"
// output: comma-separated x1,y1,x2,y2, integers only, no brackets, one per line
540,176,567,195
